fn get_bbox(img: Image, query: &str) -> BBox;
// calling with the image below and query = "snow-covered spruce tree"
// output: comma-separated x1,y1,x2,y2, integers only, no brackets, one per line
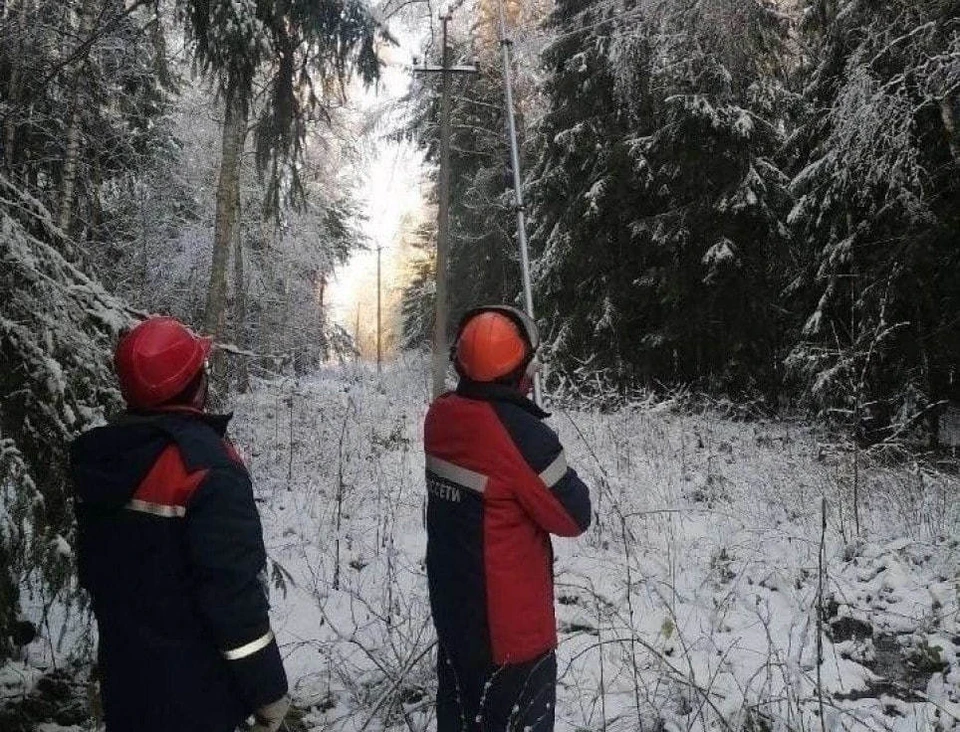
245,188,367,375
176,0,382,340
785,0,960,440
529,0,795,400
524,0,634,393
0,176,130,660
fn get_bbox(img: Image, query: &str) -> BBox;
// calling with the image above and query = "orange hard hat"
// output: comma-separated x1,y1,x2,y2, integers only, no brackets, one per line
453,306,539,382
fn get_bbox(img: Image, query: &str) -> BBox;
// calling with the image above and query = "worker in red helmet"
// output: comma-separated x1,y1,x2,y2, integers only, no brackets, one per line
69,317,289,732
424,305,592,731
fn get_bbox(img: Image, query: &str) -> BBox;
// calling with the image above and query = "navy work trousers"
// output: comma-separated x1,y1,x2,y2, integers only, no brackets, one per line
436,646,556,732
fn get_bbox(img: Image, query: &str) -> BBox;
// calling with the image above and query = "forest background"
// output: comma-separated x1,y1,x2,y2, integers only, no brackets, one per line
0,0,958,698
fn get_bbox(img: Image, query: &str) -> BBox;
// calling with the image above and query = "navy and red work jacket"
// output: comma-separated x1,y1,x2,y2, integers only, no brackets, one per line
70,411,287,732
424,380,592,667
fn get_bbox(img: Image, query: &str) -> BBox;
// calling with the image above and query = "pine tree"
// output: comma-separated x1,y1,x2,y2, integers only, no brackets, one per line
447,63,525,317
525,0,637,387
0,0,178,655
1,0,173,246
399,218,438,350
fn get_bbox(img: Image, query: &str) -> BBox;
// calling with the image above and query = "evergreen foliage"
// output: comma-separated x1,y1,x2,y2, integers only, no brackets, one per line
785,0,960,438
0,0,173,244
0,176,129,660
0,0,170,656
177,0,383,211
400,0,957,441
0,0,381,659
399,219,437,349
529,0,794,396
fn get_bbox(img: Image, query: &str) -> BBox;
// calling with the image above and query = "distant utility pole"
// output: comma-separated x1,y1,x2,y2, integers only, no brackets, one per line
354,304,361,362
414,12,477,399
497,0,542,405
376,245,382,374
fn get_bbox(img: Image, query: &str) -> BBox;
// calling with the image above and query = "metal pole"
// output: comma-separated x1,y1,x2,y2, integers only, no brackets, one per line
432,13,453,399
497,0,542,405
376,245,382,374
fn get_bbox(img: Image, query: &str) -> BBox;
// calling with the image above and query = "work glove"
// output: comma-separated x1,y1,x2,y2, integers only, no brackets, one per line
250,694,291,732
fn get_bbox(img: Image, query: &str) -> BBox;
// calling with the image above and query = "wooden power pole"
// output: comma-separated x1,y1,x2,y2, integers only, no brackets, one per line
414,12,477,399
354,304,361,361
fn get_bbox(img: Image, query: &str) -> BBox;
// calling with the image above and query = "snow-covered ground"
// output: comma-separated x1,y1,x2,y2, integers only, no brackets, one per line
5,357,960,730
231,358,960,731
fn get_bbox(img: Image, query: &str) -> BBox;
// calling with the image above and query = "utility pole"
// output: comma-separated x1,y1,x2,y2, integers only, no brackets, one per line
354,304,361,362
497,0,542,405
376,245,382,374
414,12,477,399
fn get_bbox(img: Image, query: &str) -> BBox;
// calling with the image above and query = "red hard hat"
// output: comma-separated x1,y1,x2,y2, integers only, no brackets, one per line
454,306,539,382
114,317,213,409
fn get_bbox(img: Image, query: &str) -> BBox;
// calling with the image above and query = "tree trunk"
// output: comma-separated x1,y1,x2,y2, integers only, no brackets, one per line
58,0,97,234
282,269,292,373
256,220,274,374
940,95,959,166
89,158,102,243
149,0,171,87
3,0,31,174
140,185,149,297
204,85,248,338
233,184,250,393
317,275,328,361
58,107,83,232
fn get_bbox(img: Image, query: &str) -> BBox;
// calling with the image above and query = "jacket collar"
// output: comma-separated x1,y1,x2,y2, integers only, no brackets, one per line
454,379,550,419
113,409,233,437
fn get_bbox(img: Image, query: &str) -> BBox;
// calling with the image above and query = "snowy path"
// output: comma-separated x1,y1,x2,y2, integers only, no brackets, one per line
228,360,960,732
